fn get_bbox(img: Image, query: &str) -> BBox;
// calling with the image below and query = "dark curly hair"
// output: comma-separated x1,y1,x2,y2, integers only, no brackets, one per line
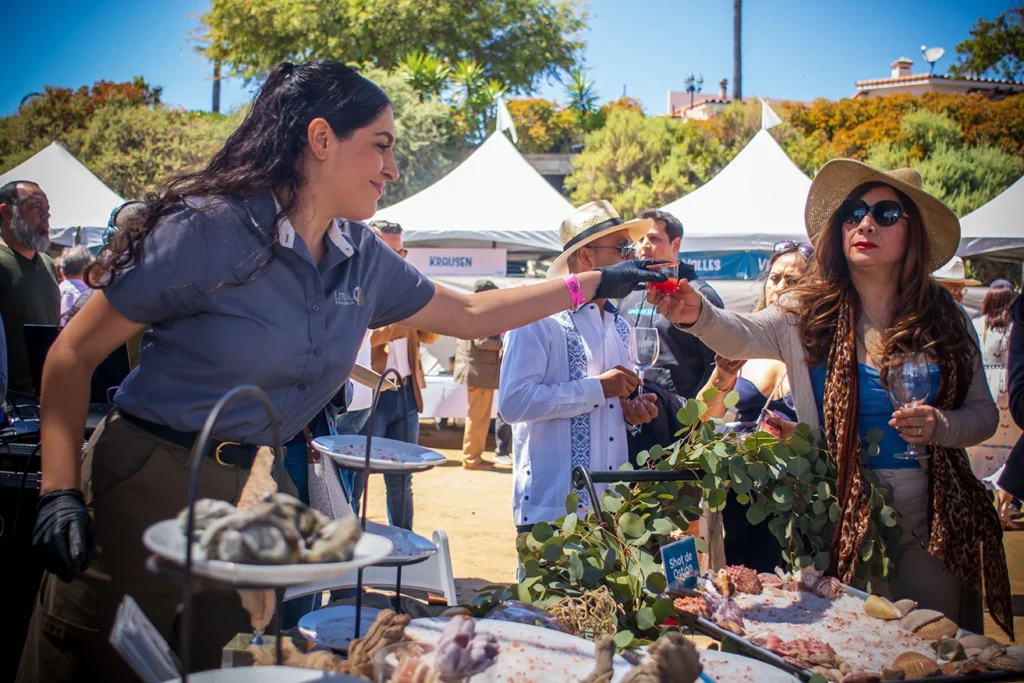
89,60,390,288
785,181,976,403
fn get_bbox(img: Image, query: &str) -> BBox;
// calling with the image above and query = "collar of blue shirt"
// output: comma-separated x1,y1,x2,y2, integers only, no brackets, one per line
243,191,357,257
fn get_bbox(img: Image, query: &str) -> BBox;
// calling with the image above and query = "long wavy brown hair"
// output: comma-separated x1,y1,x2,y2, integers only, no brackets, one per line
784,181,976,403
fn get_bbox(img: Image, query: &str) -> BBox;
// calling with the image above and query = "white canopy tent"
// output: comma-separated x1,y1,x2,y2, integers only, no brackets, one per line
958,175,1024,262
372,131,567,253
0,141,124,248
660,129,812,252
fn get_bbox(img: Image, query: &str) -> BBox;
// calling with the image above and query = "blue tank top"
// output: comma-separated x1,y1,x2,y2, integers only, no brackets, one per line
733,376,798,424
809,363,941,469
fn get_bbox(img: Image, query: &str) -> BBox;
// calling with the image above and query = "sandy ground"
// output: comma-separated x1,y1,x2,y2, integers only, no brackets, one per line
362,423,1023,642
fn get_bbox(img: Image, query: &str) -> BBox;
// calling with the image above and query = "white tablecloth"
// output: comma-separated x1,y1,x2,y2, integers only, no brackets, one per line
420,375,499,420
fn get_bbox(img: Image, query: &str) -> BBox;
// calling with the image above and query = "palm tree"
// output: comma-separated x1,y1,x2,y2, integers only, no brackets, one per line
396,52,451,99
565,69,599,127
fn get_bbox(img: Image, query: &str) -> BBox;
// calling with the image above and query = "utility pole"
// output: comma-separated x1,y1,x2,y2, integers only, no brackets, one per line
733,0,742,101
212,60,222,114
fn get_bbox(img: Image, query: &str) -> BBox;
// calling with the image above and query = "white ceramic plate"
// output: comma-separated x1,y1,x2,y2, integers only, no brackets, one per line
364,521,437,566
143,520,393,586
297,605,382,650
162,666,362,682
314,435,448,472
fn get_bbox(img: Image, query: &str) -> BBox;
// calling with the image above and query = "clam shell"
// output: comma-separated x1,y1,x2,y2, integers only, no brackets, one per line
979,644,1007,662
892,651,940,678
829,668,844,681
958,634,995,649
942,659,990,676
1005,645,1024,663
914,616,958,641
865,595,901,620
988,655,1024,673
964,648,983,657
880,668,906,680
898,608,944,632
841,674,882,683
893,599,917,617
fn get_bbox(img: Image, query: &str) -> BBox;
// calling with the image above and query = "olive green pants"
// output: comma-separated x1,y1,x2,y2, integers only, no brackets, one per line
17,413,296,683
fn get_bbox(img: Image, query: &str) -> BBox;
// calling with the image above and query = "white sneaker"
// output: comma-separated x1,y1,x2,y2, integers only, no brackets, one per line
494,454,513,466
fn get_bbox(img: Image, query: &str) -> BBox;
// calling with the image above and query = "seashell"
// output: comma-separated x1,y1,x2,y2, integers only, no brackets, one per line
393,658,442,683
898,608,944,632
880,669,906,680
839,661,851,674
841,673,881,683
758,572,784,587
958,634,995,649
964,648,982,657
891,651,940,678
714,568,735,598
892,599,917,617
915,616,957,640
829,668,844,681
988,655,1024,673
941,659,989,676
763,586,787,597
979,644,1008,662
865,595,901,620
932,636,965,662
1004,645,1024,662
813,576,844,599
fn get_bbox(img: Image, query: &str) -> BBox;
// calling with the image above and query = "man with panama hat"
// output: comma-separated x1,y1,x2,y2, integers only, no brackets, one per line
499,201,661,530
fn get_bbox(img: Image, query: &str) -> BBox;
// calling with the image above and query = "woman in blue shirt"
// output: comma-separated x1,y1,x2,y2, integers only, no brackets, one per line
653,161,1008,639
21,61,661,682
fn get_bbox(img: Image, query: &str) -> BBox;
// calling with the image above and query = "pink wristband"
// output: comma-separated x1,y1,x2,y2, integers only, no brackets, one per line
564,274,586,312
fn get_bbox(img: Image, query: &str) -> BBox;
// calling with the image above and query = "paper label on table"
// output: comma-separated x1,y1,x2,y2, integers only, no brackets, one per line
662,535,700,590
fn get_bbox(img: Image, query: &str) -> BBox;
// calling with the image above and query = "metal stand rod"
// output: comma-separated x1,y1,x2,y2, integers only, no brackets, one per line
354,368,404,640
274,586,285,665
180,386,284,683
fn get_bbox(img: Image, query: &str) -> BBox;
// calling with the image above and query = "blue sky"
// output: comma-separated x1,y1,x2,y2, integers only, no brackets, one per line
3,0,1016,118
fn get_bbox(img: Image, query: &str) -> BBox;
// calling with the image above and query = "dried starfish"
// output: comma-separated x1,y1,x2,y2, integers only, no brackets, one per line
620,632,704,683
581,635,616,683
347,609,412,679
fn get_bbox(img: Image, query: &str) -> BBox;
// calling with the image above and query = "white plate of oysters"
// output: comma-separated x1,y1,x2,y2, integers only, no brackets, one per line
143,494,393,586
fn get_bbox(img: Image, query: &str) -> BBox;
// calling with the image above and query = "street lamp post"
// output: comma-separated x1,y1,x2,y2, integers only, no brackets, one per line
684,73,704,111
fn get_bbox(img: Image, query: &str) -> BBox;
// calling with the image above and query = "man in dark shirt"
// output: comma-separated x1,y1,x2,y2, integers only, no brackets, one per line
0,180,59,395
618,209,724,401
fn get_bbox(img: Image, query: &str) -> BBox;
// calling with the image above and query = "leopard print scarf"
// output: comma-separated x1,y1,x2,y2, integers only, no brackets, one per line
822,293,1013,639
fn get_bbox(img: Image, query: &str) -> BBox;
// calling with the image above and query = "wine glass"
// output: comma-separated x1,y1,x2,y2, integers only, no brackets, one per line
887,352,932,460
634,327,660,389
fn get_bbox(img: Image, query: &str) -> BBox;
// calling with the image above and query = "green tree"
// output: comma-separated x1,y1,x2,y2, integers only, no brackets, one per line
198,0,587,93
396,52,451,100
564,109,736,218
951,3,1024,80
866,110,1023,216
505,98,577,153
564,69,600,131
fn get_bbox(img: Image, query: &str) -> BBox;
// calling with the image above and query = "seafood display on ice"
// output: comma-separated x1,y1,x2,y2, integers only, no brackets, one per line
178,493,361,564
670,563,1023,682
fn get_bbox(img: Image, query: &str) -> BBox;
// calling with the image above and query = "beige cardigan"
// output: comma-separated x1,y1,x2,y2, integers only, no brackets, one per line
683,299,998,448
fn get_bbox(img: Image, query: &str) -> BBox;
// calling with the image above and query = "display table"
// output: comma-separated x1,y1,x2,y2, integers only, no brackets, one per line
420,375,499,420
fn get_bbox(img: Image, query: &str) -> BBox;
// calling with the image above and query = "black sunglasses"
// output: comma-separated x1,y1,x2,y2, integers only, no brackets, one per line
587,242,637,259
838,198,908,228
774,240,814,260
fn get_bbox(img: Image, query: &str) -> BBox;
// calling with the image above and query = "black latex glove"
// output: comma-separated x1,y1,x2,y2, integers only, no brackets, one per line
33,488,95,582
594,259,667,301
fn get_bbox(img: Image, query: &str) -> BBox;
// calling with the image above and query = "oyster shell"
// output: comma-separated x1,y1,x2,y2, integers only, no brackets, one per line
262,492,331,542
304,515,361,563
932,636,965,662
891,652,939,679
199,506,301,564
865,595,901,620
892,599,917,617
178,498,236,536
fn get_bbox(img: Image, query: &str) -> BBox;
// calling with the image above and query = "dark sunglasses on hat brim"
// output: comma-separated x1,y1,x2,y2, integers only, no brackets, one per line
585,242,637,259
838,198,909,228
773,240,814,260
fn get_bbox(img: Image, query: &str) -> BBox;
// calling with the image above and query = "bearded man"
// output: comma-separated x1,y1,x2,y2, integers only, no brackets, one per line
0,181,59,395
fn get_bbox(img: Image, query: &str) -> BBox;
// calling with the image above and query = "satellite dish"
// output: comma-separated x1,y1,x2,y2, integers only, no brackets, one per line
921,46,945,75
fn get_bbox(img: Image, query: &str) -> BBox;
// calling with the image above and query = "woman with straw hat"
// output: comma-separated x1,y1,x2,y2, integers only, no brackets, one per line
650,160,1011,639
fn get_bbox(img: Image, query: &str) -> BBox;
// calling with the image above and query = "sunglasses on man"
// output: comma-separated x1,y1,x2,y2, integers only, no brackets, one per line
586,242,637,259
773,240,814,260
838,198,909,228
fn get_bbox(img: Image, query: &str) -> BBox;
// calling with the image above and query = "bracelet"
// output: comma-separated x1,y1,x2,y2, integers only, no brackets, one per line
564,274,586,312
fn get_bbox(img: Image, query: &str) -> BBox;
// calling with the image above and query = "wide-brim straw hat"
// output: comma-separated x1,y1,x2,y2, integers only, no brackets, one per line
546,200,652,279
932,256,981,286
804,160,960,270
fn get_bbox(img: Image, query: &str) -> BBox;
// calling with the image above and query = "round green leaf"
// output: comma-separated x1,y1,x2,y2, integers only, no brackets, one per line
788,457,812,481
705,488,727,511
601,493,624,514
650,517,674,535
723,390,740,410
618,512,646,538
879,505,898,527
813,551,831,571
771,488,793,505
817,481,830,500
701,386,720,402
646,573,668,594
829,502,841,523
864,428,885,444
542,541,563,562
812,500,826,516
747,462,768,485
652,596,675,621
745,504,768,525
736,492,750,505
567,552,584,582
636,450,649,466
693,537,709,553
565,492,580,514
613,630,635,648
636,606,656,631
531,522,554,543
562,512,578,535
699,451,720,476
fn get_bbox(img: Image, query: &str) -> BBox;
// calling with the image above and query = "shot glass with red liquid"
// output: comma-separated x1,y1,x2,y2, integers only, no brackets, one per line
646,261,680,295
